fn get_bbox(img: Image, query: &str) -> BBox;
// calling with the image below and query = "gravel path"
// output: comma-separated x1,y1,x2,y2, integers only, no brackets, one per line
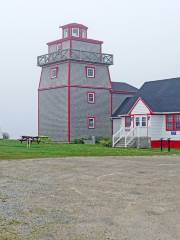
0,156,180,239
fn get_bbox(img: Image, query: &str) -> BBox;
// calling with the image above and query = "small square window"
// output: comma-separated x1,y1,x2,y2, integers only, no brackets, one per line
88,117,95,129
86,67,95,78
72,28,79,37
142,117,147,127
50,67,58,79
63,28,68,38
87,92,95,104
135,117,140,126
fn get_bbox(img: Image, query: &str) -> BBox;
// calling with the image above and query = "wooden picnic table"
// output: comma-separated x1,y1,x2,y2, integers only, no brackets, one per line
19,136,41,144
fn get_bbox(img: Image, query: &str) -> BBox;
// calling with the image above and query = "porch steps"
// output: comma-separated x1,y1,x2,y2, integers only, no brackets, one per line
114,137,136,148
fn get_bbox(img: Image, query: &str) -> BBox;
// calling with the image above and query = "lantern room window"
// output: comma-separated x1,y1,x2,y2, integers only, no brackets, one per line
71,28,79,37
82,29,87,38
86,67,95,78
63,28,68,38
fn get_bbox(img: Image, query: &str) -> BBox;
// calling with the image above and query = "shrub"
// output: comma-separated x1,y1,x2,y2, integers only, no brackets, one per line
74,138,84,144
98,137,112,147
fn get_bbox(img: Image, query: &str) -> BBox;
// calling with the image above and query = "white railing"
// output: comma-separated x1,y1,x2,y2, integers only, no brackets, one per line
125,127,138,147
112,127,124,147
37,49,113,66
113,126,139,148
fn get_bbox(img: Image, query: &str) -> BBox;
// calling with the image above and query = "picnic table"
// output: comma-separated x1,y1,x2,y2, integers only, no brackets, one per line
19,136,41,144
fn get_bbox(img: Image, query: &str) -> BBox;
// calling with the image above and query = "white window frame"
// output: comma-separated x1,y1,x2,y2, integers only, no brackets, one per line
71,28,79,37
50,67,58,79
87,92,95,104
88,117,95,129
86,67,95,78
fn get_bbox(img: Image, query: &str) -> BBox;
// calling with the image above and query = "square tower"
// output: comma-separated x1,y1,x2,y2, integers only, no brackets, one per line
37,23,113,142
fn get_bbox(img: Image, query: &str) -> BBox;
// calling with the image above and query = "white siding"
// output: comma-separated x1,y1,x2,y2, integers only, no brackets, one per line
148,115,180,141
131,99,150,115
149,115,164,140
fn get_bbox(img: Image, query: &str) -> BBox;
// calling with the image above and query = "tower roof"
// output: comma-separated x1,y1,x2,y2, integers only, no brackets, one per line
60,23,88,29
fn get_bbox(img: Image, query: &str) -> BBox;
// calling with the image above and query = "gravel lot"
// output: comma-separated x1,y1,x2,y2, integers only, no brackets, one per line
0,156,180,240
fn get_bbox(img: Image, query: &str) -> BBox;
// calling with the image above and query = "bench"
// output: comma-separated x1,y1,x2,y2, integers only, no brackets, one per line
19,136,41,144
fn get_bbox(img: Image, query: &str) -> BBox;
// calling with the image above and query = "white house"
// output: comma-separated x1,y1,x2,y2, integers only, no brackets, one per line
112,78,180,148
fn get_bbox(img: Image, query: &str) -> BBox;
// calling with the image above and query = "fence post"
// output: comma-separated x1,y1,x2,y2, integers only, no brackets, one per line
160,138,163,152
167,138,171,152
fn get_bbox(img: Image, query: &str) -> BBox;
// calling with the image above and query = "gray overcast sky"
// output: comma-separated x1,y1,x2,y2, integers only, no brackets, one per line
0,0,180,138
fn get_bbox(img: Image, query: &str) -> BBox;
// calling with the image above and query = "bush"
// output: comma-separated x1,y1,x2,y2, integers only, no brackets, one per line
2,132,10,140
98,137,112,147
74,138,84,144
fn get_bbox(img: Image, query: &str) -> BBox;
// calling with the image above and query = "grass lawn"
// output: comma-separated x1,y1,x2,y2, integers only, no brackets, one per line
0,140,180,160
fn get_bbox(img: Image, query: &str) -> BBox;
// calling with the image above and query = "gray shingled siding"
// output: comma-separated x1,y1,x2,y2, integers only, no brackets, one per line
39,63,68,89
39,88,68,142
70,88,111,140
112,93,133,113
72,40,101,53
70,63,111,88
62,40,70,50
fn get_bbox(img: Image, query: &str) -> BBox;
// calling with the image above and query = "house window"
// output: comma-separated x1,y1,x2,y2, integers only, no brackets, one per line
86,67,95,78
88,117,95,129
125,116,131,127
71,28,79,37
50,67,58,79
63,28,68,38
142,117,147,127
87,92,95,104
166,114,180,131
135,117,140,126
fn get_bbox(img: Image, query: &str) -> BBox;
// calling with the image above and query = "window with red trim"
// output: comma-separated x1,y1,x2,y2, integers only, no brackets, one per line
87,92,95,104
50,67,58,79
88,117,95,129
86,67,95,78
166,114,180,131
125,116,131,127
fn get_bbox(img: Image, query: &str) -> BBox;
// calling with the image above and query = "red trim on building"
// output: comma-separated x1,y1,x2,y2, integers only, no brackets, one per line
151,140,180,149
60,23,88,30
87,116,96,129
39,84,111,91
47,37,103,46
111,90,136,95
87,92,95,104
67,61,71,143
166,114,180,131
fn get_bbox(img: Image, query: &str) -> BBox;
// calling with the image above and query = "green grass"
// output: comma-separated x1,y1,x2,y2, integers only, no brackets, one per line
0,140,180,160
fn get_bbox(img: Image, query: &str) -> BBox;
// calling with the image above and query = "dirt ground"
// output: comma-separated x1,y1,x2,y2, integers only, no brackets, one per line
0,156,180,240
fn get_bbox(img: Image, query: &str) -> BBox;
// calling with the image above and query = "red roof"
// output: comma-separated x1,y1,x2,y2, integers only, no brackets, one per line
60,23,88,29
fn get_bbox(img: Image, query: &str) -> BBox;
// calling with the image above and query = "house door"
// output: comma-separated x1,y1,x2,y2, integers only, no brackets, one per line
134,115,148,137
